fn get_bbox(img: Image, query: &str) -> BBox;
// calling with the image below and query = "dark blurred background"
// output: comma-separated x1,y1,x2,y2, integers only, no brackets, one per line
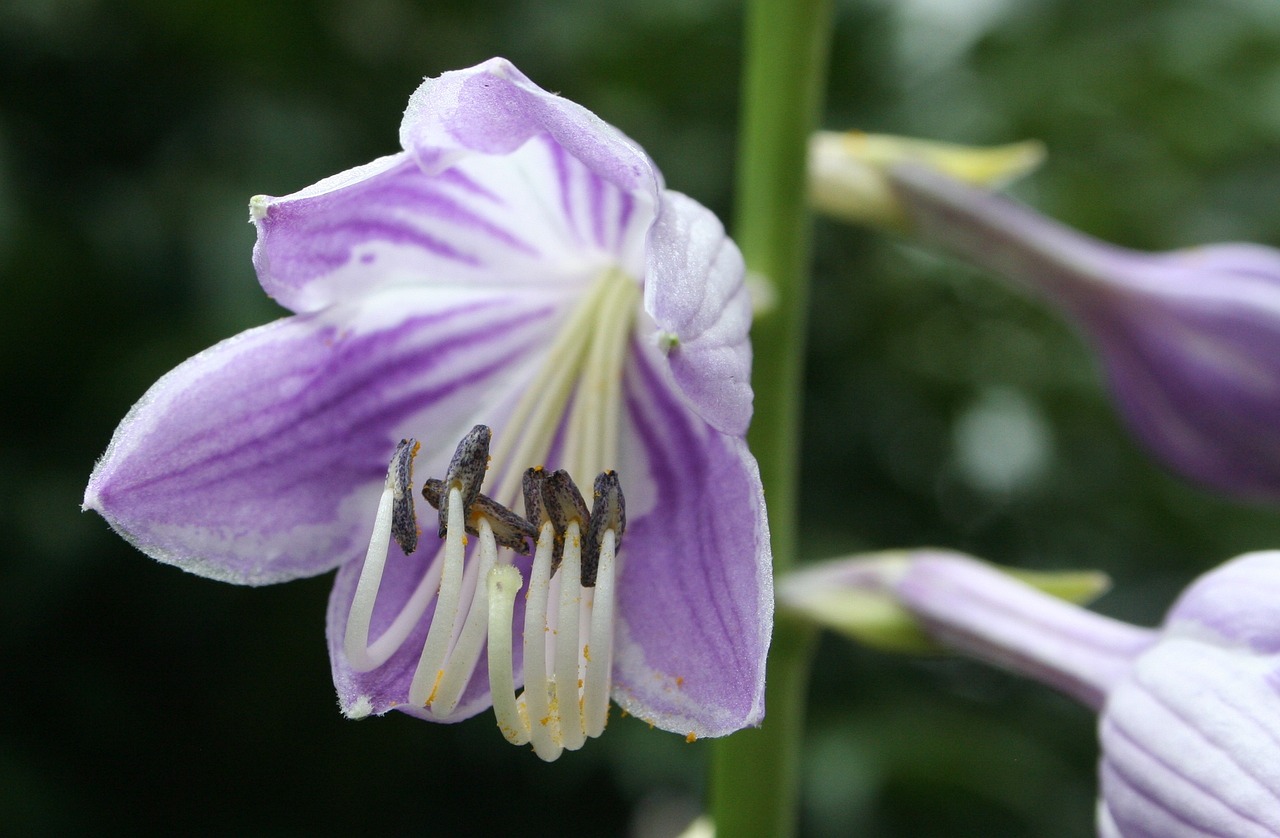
6,0,1280,834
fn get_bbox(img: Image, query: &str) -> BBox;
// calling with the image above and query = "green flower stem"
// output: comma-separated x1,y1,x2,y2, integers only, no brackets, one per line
711,0,832,835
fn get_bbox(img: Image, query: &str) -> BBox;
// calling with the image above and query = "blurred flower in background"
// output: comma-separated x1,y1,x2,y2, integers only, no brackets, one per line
810,133,1280,502
783,549,1280,837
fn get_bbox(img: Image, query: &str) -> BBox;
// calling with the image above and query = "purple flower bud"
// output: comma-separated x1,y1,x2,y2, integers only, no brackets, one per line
891,163,1280,501
783,550,1280,835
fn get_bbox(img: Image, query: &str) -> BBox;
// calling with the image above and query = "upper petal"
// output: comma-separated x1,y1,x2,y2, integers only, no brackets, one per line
609,341,772,738
400,58,661,204
252,139,653,314
1163,551,1280,655
84,284,561,585
644,190,754,436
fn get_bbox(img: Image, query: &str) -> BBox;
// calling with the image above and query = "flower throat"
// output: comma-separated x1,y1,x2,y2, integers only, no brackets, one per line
342,269,637,761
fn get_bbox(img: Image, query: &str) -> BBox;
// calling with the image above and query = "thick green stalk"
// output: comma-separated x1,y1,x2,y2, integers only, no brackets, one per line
710,0,832,836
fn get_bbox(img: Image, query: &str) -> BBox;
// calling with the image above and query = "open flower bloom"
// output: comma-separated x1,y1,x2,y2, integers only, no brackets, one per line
82,58,771,759
885,163,1280,501
782,550,1280,836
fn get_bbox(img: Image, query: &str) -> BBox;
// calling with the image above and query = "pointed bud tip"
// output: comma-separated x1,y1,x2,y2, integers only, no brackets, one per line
808,130,1046,229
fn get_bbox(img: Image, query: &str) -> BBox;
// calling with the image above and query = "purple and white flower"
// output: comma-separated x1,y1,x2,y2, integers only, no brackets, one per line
889,163,1280,501
83,58,771,760
782,550,1280,836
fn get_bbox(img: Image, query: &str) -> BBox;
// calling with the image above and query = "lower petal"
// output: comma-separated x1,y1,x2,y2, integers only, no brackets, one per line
610,342,772,738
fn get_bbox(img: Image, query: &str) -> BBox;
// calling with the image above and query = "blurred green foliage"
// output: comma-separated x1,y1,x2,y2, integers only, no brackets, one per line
5,0,1280,835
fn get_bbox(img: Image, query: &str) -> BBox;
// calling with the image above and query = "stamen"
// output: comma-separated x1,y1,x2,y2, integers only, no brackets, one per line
408,483,467,708
583,471,625,736
486,562,529,746
543,468,590,574
345,439,420,672
340,269,640,756
438,424,491,539
522,519,562,761
583,471,626,588
555,518,586,750
583,528,617,738
422,478,536,554
430,515,501,716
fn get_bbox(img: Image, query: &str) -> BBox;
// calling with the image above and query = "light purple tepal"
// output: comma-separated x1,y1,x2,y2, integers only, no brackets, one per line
891,163,1280,501
791,549,1280,836
83,59,771,761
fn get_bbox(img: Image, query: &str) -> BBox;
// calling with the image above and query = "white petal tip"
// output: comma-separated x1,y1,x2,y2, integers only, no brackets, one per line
249,195,270,222
342,695,375,720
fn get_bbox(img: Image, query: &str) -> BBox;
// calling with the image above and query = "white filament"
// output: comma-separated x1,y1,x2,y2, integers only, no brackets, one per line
487,562,529,746
408,486,467,708
584,529,617,737
430,516,500,717
522,522,562,761
345,483,446,673
555,521,586,751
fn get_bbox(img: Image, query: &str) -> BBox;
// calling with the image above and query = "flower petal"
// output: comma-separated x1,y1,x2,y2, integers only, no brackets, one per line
609,342,772,738
1099,639,1280,837
84,285,559,585
252,139,651,314
400,58,661,204
1162,551,1280,655
1083,255,1280,500
644,190,754,436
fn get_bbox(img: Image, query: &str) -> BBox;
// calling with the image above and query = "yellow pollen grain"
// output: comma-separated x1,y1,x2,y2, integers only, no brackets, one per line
583,644,591,662
676,676,684,688
426,669,444,707
686,732,697,744
461,535,469,546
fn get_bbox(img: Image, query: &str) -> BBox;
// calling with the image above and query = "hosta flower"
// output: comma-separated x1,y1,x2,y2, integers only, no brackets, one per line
83,58,771,760
886,163,1280,501
782,550,1280,836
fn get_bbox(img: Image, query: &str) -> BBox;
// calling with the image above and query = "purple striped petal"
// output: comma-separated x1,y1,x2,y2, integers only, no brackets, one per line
644,190,753,437
400,58,661,203
252,138,652,314
610,342,771,737
83,286,558,585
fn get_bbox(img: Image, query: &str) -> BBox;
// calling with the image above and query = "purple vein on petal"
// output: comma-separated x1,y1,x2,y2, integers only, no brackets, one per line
1100,759,1234,838
1105,664,1280,834
97,298,555,536
1102,726,1259,838
547,136,579,246
588,169,606,249
621,344,755,689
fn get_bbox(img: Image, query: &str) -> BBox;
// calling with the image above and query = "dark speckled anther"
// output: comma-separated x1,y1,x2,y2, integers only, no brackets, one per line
436,424,491,540
582,471,625,587
541,469,589,574
389,438,420,555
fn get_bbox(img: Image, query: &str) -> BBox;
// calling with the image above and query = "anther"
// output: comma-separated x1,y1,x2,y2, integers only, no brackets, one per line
542,469,590,574
438,424,491,539
582,470,625,588
389,438,422,554
422,478,537,555
522,467,549,528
